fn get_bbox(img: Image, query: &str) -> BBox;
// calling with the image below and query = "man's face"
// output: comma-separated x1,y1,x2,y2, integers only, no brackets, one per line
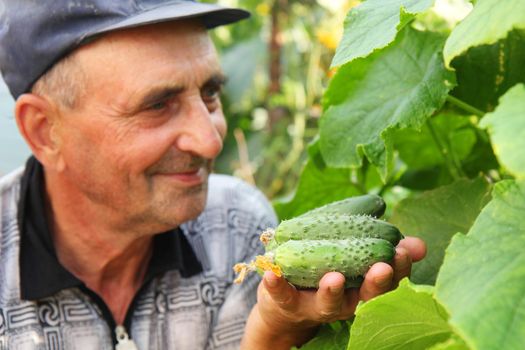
53,21,227,233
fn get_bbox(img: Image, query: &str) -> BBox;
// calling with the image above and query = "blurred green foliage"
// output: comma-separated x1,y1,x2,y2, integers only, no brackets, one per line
205,0,357,199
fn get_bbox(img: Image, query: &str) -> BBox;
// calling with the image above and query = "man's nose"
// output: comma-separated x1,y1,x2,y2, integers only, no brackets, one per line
175,99,225,159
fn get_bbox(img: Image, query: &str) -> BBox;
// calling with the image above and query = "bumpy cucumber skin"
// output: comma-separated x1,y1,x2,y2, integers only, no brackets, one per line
298,194,386,219
265,239,279,252
274,213,403,246
273,238,395,288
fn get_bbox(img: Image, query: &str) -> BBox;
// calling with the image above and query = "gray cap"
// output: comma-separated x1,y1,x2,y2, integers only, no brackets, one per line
0,0,249,99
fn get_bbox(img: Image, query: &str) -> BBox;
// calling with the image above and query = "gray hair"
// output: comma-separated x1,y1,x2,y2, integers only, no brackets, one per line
31,54,86,109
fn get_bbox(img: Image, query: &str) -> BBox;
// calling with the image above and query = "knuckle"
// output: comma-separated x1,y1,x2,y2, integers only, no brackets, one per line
318,308,340,323
274,292,297,311
395,248,412,266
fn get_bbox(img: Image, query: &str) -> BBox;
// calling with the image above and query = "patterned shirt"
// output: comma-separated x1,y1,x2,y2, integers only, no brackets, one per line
0,159,277,350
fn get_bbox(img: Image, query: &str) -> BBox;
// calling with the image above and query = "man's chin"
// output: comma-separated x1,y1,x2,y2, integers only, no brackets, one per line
152,183,209,228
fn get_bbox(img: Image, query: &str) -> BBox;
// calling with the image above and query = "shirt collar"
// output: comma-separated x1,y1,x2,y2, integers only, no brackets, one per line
19,156,202,301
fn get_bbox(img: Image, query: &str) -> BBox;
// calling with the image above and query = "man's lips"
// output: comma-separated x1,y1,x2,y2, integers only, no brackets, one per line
155,167,207,186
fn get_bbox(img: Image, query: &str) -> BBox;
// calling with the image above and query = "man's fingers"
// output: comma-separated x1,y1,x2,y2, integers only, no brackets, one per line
360,262,393,301
262,271,299,311
398,236,426,262
315,272,346,322
260,235,426,322
393,246,412,285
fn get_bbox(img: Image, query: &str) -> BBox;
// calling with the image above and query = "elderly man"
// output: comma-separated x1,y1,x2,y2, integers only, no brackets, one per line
0,1,425,349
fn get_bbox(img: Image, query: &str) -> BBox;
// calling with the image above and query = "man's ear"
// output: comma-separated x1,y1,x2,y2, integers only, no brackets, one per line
15,93,65,171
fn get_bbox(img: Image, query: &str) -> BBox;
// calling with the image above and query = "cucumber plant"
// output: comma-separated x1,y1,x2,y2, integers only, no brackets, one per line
266,0,525,349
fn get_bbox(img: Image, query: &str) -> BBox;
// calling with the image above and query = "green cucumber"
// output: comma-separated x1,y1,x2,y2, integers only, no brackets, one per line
234,195,401,289
298,194,386,219
272,214,403,246
273,238,395,288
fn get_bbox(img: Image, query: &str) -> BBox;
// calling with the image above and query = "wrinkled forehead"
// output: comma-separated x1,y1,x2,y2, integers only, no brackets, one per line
70,20,222,107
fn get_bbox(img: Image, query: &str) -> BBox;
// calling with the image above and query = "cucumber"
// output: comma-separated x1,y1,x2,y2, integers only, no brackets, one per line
273,213,403,246
273,238,395,288
233,195,401,288
298,194,386,219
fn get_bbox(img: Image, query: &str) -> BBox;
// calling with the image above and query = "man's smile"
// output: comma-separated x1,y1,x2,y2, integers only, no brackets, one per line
154,166,207,186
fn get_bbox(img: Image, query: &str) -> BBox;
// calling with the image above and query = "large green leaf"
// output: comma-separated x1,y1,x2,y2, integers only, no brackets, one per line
320,26,455,181
390,178,492,284
479,84,525,178
273,142,361,221
427,335,471,350
393,113,476,170
331,0,434,67
443,0,525,67
435,180,525,350
450,29,525,113
347,279,455,350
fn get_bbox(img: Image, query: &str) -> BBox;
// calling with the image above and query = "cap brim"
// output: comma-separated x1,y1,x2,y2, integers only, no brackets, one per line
91,2,249,38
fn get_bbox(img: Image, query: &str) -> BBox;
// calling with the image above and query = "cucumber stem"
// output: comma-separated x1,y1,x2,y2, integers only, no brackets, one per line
426,119,465,180
446,95,485,117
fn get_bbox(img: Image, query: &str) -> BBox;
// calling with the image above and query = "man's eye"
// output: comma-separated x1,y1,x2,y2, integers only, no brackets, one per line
202,85,222,100
149,101,167,110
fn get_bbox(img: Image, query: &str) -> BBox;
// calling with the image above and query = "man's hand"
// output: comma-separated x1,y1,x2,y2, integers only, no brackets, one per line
240,236,426,350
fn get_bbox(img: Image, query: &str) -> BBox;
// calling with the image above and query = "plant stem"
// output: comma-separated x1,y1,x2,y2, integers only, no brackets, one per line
442,130,467,178
351,170,368,195
426,119,464,180
446,95,485,117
